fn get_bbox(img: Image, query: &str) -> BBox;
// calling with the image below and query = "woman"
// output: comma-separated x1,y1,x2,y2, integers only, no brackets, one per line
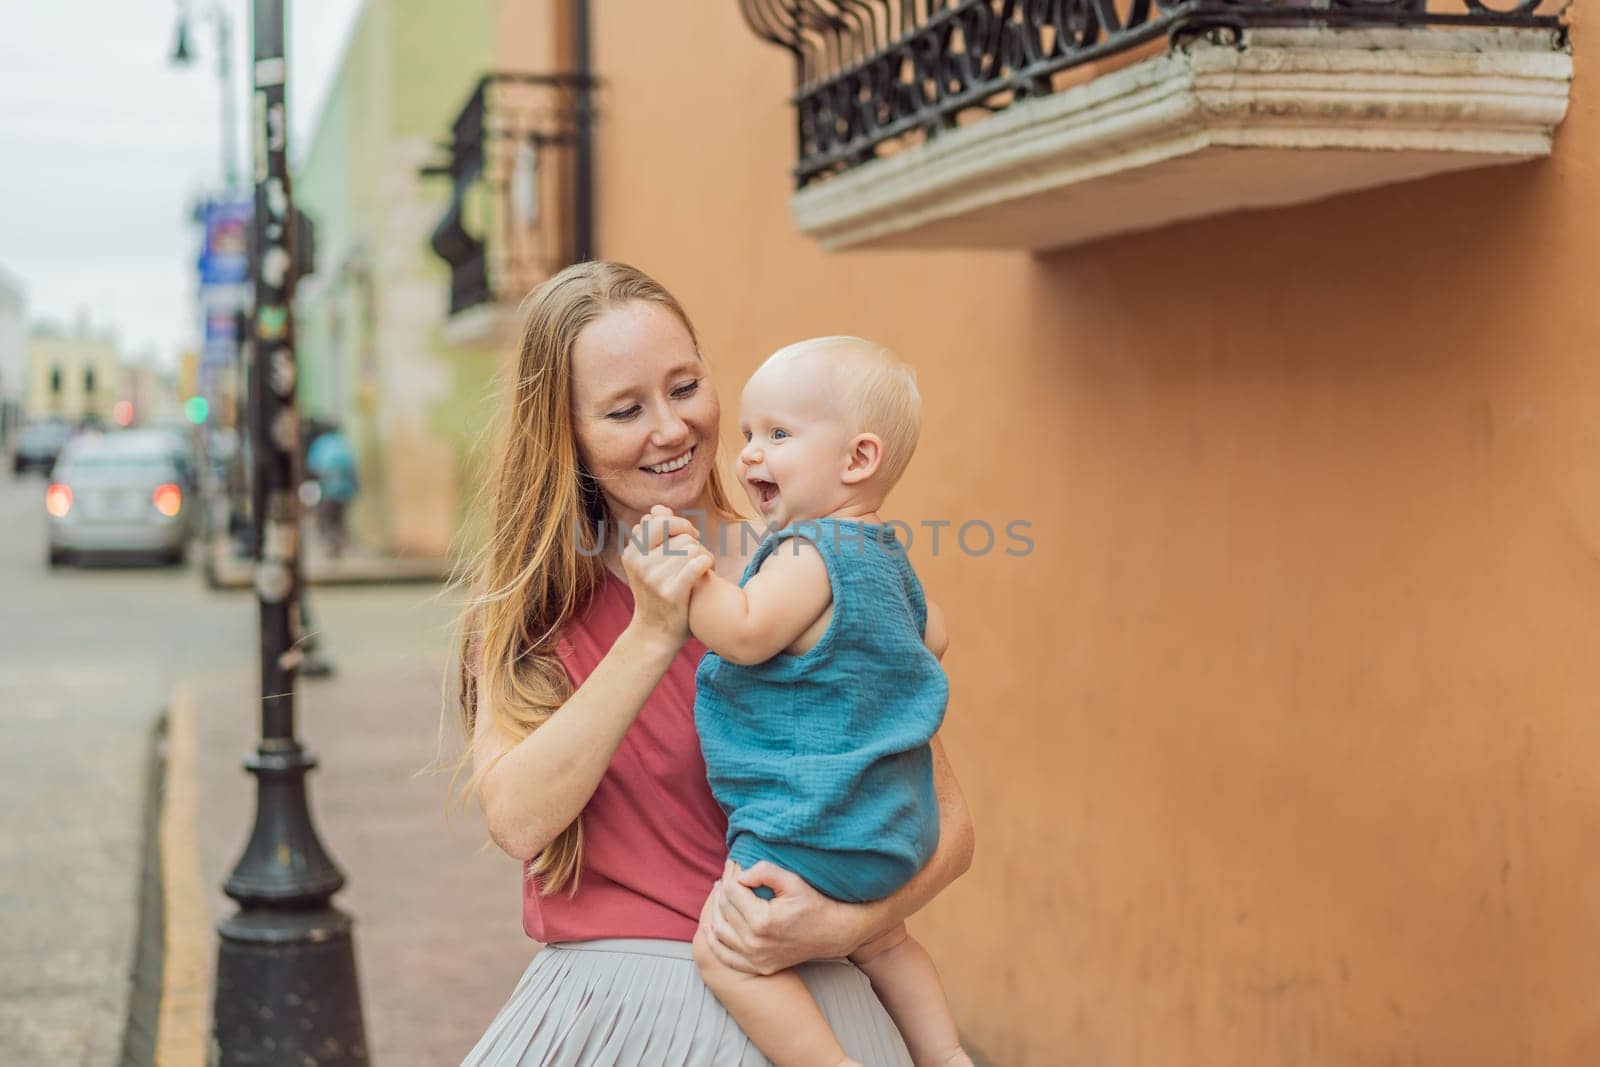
454,261,974,1065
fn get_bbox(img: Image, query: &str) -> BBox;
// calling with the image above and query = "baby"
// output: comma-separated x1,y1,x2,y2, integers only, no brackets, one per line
683,336,970,1067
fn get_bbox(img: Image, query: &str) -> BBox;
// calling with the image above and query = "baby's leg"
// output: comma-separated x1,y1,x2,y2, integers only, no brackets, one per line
693,924,860,1067
849,923,971,1067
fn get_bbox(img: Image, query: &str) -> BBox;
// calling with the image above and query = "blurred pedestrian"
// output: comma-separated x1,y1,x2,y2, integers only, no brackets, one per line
306,423,357,559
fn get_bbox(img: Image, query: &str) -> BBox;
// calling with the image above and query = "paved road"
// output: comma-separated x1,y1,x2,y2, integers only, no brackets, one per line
0,471,253,1064
1,469,535,1064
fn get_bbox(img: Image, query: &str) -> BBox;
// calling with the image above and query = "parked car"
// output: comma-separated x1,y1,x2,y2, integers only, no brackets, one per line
122,426,198,491
45,433,195,566
13,419,75,475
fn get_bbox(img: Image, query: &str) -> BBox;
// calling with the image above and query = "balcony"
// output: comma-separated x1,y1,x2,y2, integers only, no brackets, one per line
740,1,1571,251
421,72,594,332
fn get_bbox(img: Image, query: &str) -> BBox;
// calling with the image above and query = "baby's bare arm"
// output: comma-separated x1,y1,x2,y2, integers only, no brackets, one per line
924,599,948,661
688,540,832,665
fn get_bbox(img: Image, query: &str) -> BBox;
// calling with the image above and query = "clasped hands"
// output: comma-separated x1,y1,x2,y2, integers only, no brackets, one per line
619,505,716,631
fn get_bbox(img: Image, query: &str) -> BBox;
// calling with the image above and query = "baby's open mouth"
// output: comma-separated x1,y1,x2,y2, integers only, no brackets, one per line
749,478,780,507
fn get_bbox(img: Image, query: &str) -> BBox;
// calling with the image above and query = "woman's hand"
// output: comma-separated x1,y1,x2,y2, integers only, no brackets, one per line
621,505,714,644
697,739,973,975
696,860,871,976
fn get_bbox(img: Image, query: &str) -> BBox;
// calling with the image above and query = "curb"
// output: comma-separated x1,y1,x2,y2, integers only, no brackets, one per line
118,710,167,1066
120,687,212,1067
155,684,210,1066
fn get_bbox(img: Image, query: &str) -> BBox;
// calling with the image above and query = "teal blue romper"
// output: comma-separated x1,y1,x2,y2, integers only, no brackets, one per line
694,519,948,903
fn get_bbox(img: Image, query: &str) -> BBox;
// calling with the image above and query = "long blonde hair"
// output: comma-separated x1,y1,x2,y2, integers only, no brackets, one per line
453,261,736,894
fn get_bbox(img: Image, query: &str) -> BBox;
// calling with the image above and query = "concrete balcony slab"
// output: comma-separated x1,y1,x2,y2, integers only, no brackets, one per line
791,27,1572,252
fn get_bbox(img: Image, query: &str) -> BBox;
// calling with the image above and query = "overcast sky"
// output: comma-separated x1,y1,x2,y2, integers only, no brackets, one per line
0,0,364,367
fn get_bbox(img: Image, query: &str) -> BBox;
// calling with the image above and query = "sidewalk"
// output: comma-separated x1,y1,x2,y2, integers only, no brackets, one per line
159,584,536,1065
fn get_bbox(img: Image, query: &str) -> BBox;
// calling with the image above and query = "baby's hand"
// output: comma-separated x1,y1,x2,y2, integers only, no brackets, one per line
648,504,703,539
649,505,715,582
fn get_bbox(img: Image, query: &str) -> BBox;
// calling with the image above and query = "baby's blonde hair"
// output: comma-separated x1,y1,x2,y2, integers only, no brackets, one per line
766,335,922,491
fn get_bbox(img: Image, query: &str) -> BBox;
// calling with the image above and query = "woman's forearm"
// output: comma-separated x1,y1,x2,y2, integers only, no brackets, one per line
477,621,682,860
845,736,974,946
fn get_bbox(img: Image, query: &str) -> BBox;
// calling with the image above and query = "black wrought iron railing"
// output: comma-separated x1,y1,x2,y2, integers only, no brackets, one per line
739,0,1567,188
421,72,596,315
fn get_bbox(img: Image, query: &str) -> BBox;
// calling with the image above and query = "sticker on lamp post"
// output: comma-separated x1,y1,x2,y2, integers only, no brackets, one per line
269,347,295,397
258,305,288,340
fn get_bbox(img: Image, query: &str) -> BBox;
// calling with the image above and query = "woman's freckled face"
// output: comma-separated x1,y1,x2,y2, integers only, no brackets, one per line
569,301,721,524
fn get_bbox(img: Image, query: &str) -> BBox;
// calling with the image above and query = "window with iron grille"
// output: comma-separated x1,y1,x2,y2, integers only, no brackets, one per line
422,73,596,316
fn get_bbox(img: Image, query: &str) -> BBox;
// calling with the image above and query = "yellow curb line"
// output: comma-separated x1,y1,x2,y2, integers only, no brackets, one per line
156,682,209,1067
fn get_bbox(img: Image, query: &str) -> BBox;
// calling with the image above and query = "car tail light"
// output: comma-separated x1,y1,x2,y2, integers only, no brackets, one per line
45,483,72,517
152,483,182,517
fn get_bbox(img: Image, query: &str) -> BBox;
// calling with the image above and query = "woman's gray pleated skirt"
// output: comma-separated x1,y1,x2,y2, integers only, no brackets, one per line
461,938,912,1066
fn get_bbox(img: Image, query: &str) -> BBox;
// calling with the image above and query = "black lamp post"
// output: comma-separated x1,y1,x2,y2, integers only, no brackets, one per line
211,2,367,1062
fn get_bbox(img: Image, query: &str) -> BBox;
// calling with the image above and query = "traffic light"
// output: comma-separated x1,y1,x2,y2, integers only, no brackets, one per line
185,395,210,424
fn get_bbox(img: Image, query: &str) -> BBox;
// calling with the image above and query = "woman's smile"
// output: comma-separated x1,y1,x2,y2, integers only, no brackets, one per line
643,446,696,476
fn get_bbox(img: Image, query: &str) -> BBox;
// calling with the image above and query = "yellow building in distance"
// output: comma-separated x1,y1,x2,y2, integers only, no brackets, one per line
26,315,122,424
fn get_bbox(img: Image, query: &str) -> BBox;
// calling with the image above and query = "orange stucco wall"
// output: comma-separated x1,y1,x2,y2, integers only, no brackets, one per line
562,6,1594,1064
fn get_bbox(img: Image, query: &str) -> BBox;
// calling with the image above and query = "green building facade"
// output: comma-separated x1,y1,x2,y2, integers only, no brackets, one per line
294,0,503,558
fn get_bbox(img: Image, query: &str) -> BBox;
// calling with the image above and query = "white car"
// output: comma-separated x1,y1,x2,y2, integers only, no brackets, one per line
45,432,195,567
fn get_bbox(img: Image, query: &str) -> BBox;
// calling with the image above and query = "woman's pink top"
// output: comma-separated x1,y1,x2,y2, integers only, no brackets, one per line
522,570,729,943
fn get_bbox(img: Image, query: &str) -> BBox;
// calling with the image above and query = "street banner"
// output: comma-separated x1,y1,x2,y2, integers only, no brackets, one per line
197,195,251,368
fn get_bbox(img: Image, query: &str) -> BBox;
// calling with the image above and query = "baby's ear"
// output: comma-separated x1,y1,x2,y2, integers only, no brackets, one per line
841,433,883,485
